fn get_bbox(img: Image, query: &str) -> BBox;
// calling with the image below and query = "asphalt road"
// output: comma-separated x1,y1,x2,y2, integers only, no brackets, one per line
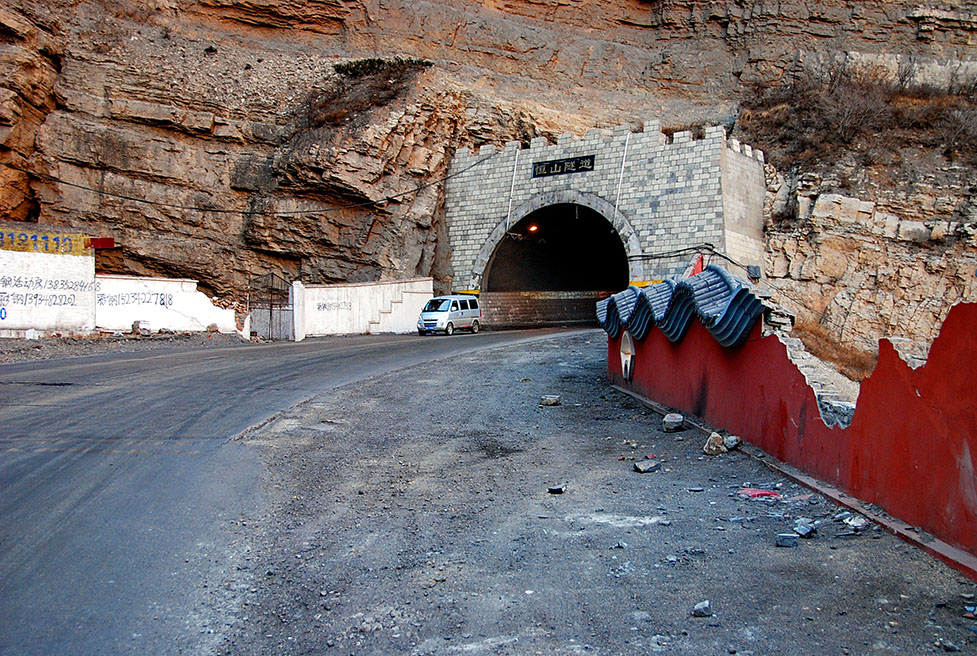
0,330,567,655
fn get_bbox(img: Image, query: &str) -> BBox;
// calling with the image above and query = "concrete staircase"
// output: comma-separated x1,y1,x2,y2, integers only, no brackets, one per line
366,282,432,334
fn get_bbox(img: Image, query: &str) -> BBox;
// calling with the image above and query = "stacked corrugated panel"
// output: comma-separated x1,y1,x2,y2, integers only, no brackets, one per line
597,265,765,348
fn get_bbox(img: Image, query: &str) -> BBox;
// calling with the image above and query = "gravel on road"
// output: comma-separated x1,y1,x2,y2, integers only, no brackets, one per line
211,331,977,656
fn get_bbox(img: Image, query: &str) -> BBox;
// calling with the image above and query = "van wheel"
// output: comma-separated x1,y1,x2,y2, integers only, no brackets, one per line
471,320,479,334
444,322,454,336
418,329,425,336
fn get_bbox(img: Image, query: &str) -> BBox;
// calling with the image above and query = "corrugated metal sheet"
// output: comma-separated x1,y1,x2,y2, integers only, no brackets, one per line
596,265,765,348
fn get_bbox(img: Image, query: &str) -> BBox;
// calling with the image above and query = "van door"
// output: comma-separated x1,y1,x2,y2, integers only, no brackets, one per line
449,300,462,329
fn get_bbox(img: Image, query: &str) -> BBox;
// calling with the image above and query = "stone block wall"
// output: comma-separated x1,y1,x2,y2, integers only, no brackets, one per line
445,120,766,291
722,139,766,269
480,290,608,329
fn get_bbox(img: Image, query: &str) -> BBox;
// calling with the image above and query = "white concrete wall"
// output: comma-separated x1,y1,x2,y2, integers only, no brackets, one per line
95,275,236,333
294,278,433,340
0,226,95,336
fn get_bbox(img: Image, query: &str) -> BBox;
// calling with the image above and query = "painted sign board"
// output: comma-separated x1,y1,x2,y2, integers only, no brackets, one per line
0,226,95,334
531,155,595,178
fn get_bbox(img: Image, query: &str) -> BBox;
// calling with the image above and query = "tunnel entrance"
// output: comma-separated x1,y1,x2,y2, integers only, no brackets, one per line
480,203,629,328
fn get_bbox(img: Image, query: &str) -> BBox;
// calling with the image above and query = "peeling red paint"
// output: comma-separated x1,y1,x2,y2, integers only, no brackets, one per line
609,303,977,560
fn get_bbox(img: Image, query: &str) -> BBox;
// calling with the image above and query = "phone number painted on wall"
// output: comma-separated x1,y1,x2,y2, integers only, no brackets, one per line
97,292,174,307
0,292,78,307
0,276,95,292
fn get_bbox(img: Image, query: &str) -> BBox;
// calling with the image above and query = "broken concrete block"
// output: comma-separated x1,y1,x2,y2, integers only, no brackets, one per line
703,432,728,455
691,600,712,617
793,519,817,538
663,413,685,432
132,320,151,336
845,515,870,532
723,434,742,450
776,533,799,548
539,395,562,406
633,460,661,473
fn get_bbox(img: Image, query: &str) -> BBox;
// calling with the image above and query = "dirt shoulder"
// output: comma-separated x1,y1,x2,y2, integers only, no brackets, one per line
0,332,245,364
223,330,976,655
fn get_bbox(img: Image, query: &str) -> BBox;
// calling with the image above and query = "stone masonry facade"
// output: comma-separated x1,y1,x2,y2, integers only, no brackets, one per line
444,120,766,291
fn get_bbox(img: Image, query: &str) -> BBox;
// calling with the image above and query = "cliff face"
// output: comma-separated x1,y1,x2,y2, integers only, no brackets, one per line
1,1,976,342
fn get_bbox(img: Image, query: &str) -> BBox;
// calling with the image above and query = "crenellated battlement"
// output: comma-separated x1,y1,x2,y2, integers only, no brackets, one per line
452,120,765,166
446,118,767,292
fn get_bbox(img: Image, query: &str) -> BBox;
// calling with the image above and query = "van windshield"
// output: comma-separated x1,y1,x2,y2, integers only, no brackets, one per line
423,299,451,312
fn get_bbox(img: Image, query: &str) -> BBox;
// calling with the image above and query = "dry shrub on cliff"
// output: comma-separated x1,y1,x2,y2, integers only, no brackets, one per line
738,61,977,171
792,319,877,382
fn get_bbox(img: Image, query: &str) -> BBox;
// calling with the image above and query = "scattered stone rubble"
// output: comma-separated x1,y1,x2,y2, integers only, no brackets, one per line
702,431,741,456
702,432,728,456
755,297,863,428
662,413,685,432
775,332,859,428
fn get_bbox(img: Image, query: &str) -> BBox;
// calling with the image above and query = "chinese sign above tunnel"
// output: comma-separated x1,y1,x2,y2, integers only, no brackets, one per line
531,154,595,178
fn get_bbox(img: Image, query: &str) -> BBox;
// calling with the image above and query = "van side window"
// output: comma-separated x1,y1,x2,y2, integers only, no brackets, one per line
451,301,459,311
469,298,479,310
460,300,470,310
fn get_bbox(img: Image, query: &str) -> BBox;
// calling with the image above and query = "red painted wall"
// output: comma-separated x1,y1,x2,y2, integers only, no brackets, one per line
609,303,977,557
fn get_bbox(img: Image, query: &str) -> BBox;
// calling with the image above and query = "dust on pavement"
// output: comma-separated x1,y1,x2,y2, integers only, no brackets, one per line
221,331,977,655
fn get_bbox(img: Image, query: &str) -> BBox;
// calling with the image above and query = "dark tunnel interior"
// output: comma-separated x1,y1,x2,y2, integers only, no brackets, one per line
482,204,629,292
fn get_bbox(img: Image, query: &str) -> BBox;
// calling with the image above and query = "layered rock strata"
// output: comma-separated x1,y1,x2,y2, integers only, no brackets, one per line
0,0,975,338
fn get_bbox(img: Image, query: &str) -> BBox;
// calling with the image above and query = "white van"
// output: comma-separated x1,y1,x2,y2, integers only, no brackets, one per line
417,295,481,336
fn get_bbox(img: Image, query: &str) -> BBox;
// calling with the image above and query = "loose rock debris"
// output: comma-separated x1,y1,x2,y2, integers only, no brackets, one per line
633,460,660,473
776,533,799,548
539,394,563,406
793,518,818,538
662,413,685,432
702,431,727,455
224,332,976,655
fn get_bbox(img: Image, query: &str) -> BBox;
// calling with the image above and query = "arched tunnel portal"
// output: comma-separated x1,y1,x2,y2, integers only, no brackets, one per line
480,203,630,328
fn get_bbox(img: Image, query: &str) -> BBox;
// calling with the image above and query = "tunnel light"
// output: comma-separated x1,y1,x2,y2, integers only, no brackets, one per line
527,224,539,233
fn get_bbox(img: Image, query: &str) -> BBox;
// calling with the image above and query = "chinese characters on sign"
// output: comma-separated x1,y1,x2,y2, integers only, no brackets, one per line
317,301,353,312
531,155,596,179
